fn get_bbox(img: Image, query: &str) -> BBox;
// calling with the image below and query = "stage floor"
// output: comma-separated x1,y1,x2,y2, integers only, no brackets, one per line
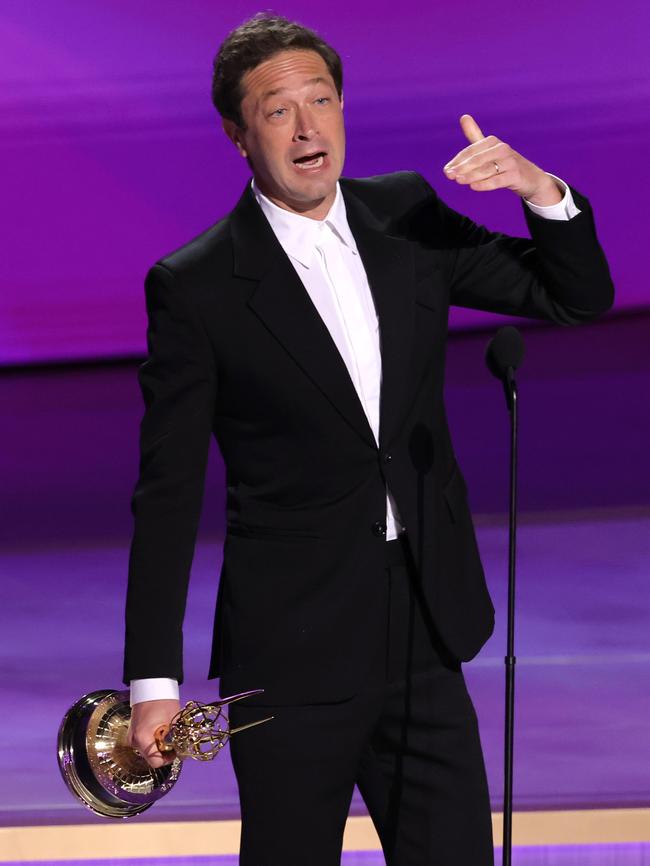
3,846,650,866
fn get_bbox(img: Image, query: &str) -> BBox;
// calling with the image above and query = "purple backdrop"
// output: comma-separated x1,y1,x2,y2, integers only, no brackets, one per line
2,0,648,364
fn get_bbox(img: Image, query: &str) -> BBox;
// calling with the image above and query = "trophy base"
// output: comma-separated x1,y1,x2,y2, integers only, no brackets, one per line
57,689,182,819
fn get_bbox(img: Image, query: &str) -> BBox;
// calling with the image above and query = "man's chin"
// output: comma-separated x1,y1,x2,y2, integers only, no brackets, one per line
253,165,340,215
274,178,338,213
293,183,334,203
290,173,338,204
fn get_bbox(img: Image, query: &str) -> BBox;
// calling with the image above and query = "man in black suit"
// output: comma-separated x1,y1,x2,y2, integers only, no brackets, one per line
124,13,614,865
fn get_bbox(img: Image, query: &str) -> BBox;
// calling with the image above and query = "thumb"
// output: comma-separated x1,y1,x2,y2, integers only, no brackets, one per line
460,114,485,143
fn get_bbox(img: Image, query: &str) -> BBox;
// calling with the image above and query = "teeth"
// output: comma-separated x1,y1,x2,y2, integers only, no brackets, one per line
295,154,324,169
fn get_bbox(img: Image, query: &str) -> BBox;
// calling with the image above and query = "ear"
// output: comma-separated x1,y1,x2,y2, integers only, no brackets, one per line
222,117,248,158
340,91,344,111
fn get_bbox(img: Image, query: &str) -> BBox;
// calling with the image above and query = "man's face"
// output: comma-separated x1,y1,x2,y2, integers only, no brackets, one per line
223,49,345,219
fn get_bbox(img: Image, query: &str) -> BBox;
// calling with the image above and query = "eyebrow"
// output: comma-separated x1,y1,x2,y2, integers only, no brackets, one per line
260,77,331,102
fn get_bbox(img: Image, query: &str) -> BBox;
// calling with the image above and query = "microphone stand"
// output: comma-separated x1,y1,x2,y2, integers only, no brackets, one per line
502,365,518,866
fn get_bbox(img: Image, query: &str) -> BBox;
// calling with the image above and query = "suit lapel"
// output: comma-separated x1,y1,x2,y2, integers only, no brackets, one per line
341,183,417,448
229,179,418,450
230,183,376,446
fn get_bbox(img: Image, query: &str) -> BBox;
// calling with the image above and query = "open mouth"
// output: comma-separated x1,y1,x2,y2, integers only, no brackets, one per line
292,151,327,169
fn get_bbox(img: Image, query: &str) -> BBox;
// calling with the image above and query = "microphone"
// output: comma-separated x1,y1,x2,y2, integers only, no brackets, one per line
485,326,525,411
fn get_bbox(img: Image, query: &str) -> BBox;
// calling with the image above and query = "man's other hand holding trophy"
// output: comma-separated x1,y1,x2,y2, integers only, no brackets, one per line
57,688,272,818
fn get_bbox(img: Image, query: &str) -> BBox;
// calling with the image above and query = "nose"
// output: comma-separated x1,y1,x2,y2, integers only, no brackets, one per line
293,106,317,141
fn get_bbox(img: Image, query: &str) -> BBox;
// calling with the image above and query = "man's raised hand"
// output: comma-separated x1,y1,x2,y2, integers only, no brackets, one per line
442,113,563,206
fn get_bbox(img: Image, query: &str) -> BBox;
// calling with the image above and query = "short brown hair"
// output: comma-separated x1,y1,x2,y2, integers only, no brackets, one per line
211,12,343,129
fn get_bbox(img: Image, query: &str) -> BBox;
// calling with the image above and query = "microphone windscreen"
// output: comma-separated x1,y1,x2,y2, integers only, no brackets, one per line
485,326,525,380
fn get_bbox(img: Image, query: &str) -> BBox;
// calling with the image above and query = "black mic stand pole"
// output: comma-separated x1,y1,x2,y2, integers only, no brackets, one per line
486,325,524,865
502,364,518,866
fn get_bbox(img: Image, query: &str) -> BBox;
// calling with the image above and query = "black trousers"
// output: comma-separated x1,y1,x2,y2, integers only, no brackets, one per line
228,535,494,866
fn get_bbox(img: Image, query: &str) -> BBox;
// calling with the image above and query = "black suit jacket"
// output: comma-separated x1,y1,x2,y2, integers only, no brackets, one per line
123,171,614,704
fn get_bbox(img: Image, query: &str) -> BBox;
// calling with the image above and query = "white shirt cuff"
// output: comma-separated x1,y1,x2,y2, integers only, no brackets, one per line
523,173,581,221
130,677,180,706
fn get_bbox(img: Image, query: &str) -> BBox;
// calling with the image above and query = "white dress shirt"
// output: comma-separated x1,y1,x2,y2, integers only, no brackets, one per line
252,176,406,540
130,171,580,706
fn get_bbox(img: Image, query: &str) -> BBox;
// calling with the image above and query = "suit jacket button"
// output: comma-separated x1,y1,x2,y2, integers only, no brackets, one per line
371,522,387,537
383,453,393,464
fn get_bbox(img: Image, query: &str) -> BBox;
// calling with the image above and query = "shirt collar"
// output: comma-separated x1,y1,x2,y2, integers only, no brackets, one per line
251,178,358,268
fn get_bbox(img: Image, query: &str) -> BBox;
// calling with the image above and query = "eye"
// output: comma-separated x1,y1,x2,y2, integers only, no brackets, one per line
269,107,286,118
315,97,330,105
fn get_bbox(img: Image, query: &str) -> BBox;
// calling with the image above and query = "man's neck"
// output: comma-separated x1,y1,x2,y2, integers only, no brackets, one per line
251,177,337,221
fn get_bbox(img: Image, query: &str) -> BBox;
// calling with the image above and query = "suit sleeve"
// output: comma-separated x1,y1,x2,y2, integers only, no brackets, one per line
122,263,217,686
414,172,615,324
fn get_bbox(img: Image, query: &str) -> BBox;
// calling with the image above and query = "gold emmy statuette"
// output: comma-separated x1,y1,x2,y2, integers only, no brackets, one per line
57,688,272,818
